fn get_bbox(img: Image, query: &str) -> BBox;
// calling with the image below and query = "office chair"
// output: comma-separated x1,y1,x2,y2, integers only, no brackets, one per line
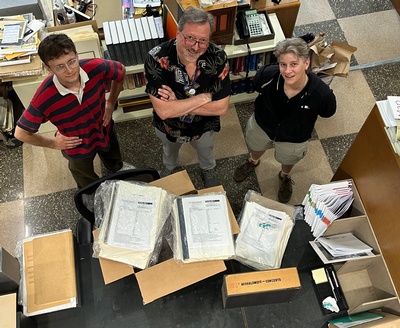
74,168,160,245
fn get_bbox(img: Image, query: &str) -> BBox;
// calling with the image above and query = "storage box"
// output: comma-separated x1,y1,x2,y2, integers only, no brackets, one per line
221,267,301,308
95,170,240,304
0,246,20,294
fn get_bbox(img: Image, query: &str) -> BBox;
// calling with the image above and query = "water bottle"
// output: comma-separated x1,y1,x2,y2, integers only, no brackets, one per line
66,8,76,24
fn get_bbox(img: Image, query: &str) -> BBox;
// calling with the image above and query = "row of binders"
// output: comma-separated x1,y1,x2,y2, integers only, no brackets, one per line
103,16,164,67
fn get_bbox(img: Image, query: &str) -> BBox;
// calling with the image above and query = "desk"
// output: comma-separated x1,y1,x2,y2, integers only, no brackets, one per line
33,220,342,328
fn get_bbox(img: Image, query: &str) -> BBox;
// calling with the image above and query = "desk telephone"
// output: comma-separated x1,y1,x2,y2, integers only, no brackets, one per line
236,9,271,39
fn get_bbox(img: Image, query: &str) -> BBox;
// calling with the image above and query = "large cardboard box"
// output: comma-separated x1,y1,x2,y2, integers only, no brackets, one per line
221,267,301,308
95,170,240,304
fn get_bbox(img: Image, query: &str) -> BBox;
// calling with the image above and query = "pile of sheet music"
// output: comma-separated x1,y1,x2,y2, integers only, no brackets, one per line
234,191,294,270
172,192,235,263
94,180,173,270
0,13,45,81
376,96,400,155
302,181,354,238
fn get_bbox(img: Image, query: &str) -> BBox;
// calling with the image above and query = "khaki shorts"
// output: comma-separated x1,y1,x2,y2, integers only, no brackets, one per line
245,114,308,165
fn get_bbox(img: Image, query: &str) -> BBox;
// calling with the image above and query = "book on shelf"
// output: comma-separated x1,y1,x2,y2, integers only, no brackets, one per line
134,18,148,64
147,16,160,49
108,21,125,65
139,17,153,55
128,18,143,65
115,20,130,66
102,21,117,61
121,19,137,66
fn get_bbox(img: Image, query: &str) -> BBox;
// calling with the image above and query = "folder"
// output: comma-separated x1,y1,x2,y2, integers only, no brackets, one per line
121,19,137,66
147,16,160,49
115,20,130,66
102,21,117,61
128,18,143,64
108,20,124,65
134,18,148,64
140,17,154,53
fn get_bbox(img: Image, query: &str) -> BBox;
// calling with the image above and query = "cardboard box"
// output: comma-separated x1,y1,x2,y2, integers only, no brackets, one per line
95,170,240,304
221,267,301,308
0,247,20,294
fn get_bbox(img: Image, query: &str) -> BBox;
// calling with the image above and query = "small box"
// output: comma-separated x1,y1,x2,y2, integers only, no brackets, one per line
0,247,20,294
221,267,301,308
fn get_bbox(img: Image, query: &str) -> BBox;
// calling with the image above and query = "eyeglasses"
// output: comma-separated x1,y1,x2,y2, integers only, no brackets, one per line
51,56,79,73
179,31,209,49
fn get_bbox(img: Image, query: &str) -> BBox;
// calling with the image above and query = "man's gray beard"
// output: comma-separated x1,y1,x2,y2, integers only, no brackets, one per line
183,50,201,63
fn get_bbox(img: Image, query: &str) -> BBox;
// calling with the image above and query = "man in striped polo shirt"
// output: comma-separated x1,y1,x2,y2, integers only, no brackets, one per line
15,33,126,188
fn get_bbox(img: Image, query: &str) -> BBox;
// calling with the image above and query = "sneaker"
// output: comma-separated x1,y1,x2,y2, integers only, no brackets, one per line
160,168,174,178
202,169,220,188
278,172,294,203
234,159,260,182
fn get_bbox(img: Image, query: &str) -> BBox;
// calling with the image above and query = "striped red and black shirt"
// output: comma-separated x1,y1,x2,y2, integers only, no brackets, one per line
17,58,124,158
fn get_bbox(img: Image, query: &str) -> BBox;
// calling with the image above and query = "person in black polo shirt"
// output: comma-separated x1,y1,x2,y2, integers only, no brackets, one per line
145,6,230,188
233,38,336,203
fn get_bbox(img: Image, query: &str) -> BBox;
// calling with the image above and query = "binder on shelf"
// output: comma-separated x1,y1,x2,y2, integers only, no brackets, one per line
134,18,148,64
121,19,138,66
154,15,164,41
140,17,153,54
147,16,160,49
127,18,143,65
115,20,130,66
108,21,124,65
103,21,117,61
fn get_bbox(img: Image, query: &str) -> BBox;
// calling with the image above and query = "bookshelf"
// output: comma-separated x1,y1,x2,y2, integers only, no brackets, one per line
12,13,285,124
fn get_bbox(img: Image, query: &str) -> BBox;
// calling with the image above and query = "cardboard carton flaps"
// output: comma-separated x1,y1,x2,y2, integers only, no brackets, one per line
309,33,357,77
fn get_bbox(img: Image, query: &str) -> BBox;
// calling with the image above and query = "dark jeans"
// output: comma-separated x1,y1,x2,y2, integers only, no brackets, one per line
62,126,123,188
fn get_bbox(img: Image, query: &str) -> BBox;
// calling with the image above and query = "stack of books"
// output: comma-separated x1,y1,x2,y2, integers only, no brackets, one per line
302,181,354,238
377,96,400,155
0,14,44,80
103,16,164,66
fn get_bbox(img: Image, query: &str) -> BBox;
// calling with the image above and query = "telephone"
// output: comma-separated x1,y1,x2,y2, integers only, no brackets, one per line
236,10,271,39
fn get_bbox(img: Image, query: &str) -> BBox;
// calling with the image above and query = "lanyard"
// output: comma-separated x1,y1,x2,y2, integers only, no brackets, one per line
182,66,199,97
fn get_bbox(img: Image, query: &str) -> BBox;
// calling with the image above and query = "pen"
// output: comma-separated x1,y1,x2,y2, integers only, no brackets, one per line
325,267,338,301
330,268,342,300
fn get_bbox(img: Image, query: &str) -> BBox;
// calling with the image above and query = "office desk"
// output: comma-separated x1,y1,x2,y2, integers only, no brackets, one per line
33,220,341,328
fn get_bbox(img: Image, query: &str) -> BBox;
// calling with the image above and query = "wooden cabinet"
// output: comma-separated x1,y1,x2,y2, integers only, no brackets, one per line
251,0,300,38
332,105,400,304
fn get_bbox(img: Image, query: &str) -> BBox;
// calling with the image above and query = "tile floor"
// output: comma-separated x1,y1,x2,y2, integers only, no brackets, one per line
0,0,400,326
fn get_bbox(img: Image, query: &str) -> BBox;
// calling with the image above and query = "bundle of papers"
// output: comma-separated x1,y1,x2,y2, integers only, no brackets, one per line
172,193,235,263
302,181,354,238
0,14,44,80
234,201,294,270
95,180,172,269
310,232,374,264
377,97,400,155
17,230,77,316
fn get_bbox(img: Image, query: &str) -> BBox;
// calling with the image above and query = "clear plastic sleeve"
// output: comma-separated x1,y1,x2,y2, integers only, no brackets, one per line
92,179,174,270
234,190,296,270
171,191,235,263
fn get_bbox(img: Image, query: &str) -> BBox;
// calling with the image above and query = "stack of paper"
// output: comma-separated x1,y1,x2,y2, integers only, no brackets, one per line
234,201,294,270
302,181,354,238
0,14,44,78
96,180,172,269
310,232,374,264
172,193,235,263
377,97,400,155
